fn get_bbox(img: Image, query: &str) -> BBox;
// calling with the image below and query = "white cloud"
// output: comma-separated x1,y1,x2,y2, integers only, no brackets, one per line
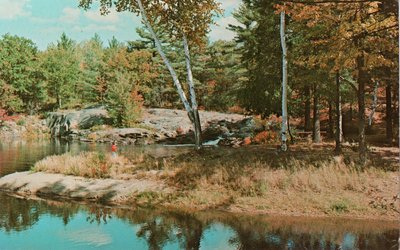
209,16,241,41
0,0,30,20
84,8,120,23
73,24,118,33
60,7,81,24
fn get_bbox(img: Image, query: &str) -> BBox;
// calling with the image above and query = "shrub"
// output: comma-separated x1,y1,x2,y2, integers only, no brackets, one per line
253,131,277,144
106,73,143,128
330,200,349,213
228,105,245,114
16,119,26,126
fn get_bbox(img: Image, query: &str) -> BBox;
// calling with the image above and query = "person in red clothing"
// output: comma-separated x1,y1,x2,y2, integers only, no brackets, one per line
111,141,117,157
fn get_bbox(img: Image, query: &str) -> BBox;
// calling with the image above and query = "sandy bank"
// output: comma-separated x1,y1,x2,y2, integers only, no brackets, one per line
0,171,171,204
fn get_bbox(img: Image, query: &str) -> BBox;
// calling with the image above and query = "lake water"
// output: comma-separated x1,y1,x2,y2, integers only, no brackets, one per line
0,140,398,249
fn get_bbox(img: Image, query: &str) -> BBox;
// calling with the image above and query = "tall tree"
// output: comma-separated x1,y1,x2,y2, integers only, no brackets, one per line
230,0,282,117
102,47,154,127
335,71,343,153
79,0,221,149
41,34,80,109
77,34,105,104
280,10,289,151
312,83,321,143
280,1,398,164
0,34,46,114
304,86,312,131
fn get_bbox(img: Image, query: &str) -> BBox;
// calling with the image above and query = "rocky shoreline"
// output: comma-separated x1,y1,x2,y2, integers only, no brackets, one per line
0,170,398,221
0,171,171,205
46,107,262,146
0,115,49,139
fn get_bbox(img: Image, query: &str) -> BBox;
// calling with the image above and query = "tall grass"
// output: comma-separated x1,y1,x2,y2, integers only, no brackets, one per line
32,152,139,178
169,155,384,196
31,148,398,217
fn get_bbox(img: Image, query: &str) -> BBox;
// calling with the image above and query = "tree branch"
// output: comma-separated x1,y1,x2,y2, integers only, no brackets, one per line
339,76,358,92
283,0,381,4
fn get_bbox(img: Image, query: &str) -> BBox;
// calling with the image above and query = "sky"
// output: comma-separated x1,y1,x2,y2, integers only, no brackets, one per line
0,0,242,50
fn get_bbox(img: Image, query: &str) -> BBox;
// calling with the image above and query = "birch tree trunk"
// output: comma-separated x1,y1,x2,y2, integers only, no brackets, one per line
183,34,202,149
357,52,367,166
312,83,321,143
386,81,393,142
368,80,379,127
136,0,193,117
136,0,204,149
280,11,288,151
335,71,343,153
304,86,311,131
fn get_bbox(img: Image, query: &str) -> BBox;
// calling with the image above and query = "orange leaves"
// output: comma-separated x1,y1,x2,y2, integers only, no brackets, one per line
284,0,398,73
253,131,277,144
130,88,144,109
243,137,252,145
79,0,221,47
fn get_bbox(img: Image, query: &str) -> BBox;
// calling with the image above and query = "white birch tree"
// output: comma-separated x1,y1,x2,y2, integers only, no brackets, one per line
79,0,221,149
280,11,288,151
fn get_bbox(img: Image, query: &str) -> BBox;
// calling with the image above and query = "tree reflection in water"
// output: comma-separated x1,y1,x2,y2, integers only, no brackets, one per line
0,193,398,249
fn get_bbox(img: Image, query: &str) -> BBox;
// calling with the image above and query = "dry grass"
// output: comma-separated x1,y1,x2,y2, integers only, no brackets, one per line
167,155,392,197
148,147,399,218
31,145,399,219
32,152,143,179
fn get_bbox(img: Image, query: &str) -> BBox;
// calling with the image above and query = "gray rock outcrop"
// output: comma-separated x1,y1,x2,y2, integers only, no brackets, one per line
47,106,111,137
47,107,261,145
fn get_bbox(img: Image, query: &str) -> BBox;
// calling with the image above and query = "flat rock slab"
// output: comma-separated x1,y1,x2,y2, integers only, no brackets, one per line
0,172,171,204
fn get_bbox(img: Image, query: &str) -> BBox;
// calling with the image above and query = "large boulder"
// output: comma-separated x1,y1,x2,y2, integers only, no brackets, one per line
145,109,262,144
46,107,261,145
47,106,111,137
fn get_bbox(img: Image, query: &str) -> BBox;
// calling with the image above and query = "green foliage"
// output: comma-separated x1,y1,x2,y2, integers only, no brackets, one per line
101,47,155,127
16,119,26,126
229,0,282,116
128,25,182,108
0,34,47,114
195,40,243,111
76,34,105,104
106,72,143,127
330,200,350,213
0,80,23,113
40,33,81,109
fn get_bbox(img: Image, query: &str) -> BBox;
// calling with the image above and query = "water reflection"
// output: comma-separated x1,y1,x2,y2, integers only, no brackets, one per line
0,193,398,249
0,139,191,177
0,139,80,176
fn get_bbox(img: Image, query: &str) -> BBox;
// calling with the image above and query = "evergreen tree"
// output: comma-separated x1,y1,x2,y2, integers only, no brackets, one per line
229,0,282,117
41,34,81,109
0,34,46,114
77,34,105,104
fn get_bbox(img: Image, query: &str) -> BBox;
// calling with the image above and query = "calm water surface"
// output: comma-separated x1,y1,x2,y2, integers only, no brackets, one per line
0,140,398,249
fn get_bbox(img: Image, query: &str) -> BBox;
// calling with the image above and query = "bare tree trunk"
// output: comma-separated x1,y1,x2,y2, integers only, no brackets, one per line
183,34,202,149
136,0,192,116
335,71,343,153
357,52,367,166
386,81,393,143
313,83,321,143
304,86,311,131
328,101,334,138
280,11,288,151
57,94,62,109
137,0,204,149
349,103,353,122
368,80,379,127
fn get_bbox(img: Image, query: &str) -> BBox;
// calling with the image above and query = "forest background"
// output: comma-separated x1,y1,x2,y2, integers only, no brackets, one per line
0,0,398,146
